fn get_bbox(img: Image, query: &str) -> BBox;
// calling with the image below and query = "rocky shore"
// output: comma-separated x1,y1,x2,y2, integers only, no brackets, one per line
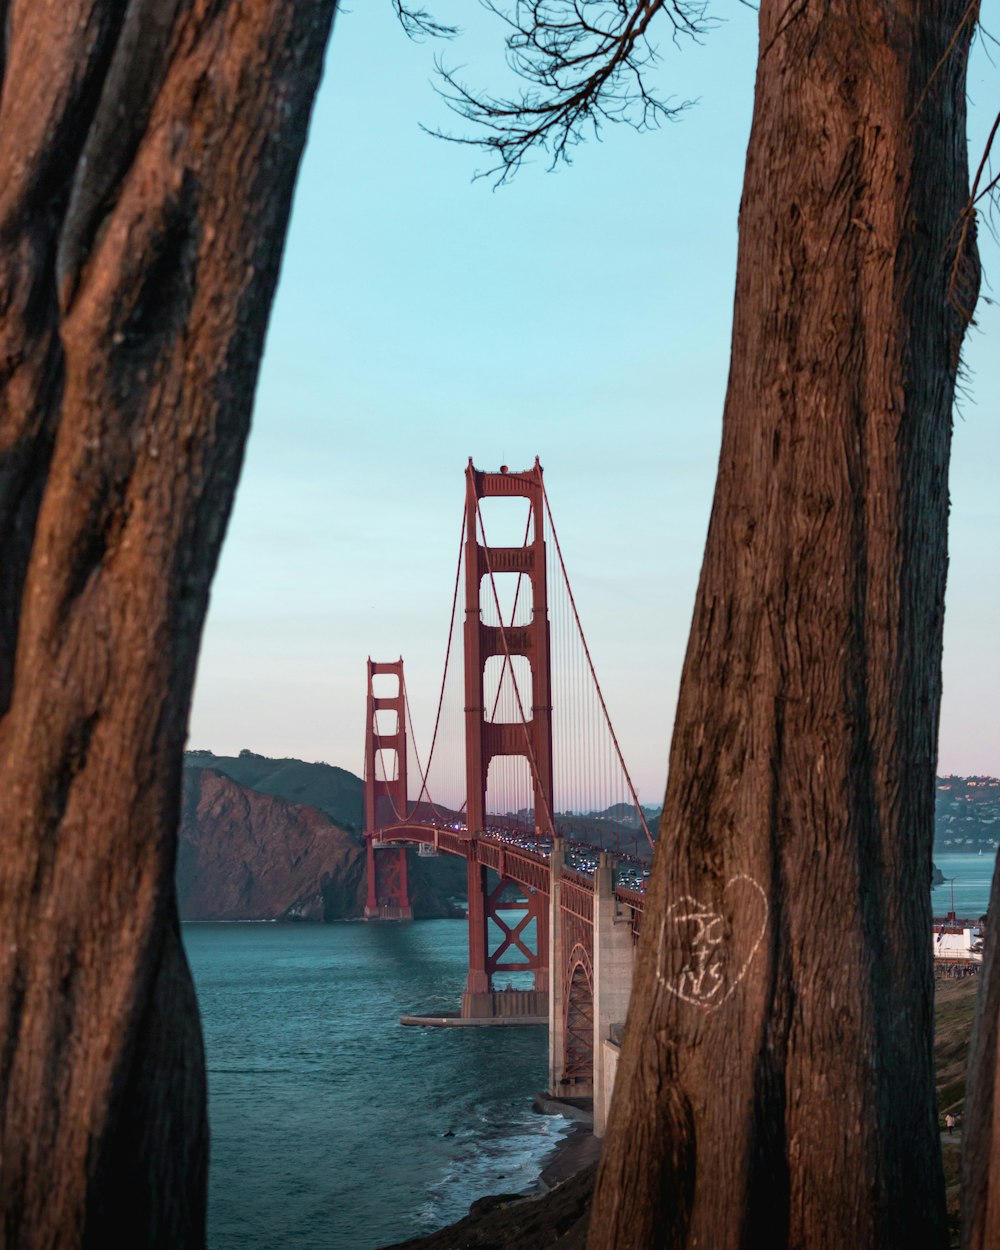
537,1123,602,1191
383,1123,600,1250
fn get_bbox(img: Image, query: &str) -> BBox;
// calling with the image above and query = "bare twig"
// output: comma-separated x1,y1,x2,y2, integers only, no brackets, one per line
907,0,980,122
429,0,713,183
948,105,1000,317
393,1,458,41
969,109,1000,207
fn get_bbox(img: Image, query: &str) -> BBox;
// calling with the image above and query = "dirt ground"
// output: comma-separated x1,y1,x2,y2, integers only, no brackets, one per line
935,973,980,1246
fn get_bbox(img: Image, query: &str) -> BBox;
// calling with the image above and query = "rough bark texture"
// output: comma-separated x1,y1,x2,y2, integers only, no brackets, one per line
589,3,978,1248
963,873,1000,1247
0,1,337,1245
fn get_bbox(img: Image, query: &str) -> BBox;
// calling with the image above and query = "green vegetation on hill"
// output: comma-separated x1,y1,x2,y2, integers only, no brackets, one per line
185,749,363,833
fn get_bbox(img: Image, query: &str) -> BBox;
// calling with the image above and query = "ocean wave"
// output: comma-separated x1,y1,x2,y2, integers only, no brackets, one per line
410,1114,572,1236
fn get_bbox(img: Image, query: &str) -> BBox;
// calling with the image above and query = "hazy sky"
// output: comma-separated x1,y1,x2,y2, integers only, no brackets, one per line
187,2,1000,802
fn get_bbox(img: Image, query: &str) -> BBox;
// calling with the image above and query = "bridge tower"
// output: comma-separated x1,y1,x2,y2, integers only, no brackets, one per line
461,459,552,1015
364,657,413,921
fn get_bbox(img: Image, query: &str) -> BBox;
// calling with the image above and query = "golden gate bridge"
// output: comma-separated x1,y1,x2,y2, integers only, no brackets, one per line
362,459,655,1120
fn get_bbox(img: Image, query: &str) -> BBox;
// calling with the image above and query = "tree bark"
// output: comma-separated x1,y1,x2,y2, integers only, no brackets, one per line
588,3,978,1248
964,874,1000,1247
0,1,337,1244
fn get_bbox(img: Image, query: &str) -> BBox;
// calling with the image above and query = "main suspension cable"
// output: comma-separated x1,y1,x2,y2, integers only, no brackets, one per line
401,505,467,824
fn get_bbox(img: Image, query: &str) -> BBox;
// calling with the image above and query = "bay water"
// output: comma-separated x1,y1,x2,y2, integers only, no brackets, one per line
184,920,563,1250
932,849,998,919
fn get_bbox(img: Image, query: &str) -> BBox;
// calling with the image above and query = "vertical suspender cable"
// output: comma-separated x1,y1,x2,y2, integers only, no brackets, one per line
397,507,466,825
541,484,654,851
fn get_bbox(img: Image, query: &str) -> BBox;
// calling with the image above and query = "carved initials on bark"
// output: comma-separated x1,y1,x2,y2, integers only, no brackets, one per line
657,875,768,1011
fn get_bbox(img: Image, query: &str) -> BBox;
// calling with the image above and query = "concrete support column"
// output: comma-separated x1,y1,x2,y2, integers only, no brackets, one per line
548,839,566,1094
592,854,635,1136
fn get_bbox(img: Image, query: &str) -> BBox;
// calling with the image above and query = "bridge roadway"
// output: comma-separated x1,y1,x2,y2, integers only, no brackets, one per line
372,819,647,920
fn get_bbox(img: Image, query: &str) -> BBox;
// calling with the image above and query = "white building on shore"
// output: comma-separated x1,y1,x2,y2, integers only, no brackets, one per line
933,914,983,963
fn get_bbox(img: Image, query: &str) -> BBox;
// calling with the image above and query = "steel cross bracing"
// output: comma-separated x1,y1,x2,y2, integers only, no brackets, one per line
362,459,654,1090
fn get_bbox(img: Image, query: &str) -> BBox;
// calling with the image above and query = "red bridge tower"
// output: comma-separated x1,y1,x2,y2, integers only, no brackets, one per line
462,459,552,1015
364,657,413,921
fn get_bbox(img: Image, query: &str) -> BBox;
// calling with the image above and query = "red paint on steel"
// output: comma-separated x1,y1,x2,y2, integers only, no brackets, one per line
461,459,556,999
364,657,413,920
484,876,547,978
614,885,646,943
561,945,595,1086
361,463,652,1041
464,458,555,842
466,856,490,994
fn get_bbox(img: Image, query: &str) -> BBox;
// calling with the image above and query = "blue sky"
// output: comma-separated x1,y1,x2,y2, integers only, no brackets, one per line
187,2,1000,801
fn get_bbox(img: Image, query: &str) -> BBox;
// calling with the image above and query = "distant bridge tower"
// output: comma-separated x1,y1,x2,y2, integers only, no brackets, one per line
364,657,413,921
462,459,552,1014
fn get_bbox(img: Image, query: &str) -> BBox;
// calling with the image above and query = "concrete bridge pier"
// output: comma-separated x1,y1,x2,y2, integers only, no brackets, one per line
549,844,635,1136
592,854,635,1136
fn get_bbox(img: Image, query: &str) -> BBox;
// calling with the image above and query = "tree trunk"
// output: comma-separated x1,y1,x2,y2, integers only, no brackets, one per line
589,3,978,1248
0,1,336,1244
963,874,1000,1247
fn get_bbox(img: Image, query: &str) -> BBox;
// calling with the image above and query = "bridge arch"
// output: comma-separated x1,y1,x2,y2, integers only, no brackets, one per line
561,943,595,1088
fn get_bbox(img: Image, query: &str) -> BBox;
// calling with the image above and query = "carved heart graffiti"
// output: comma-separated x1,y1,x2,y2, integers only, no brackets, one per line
657,874,768,1011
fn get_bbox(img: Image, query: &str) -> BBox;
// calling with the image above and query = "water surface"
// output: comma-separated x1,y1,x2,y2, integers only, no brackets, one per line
932,849,997,919
185,921,559,1250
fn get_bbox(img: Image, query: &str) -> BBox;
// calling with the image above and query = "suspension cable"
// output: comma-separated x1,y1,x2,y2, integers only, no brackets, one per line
395,505,467,826
542,482,654,851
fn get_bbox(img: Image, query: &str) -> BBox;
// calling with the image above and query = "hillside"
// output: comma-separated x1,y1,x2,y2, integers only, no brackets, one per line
184,748,364,831
177,755,1000,922
178,769,364,920
934,976,980,1244
178,754,467,921
645,776,1000,854
936,777,1000,851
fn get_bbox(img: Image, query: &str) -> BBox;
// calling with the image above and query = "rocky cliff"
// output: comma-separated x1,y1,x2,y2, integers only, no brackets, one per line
177,769,364,920
184,749,364,830
177,762,467,921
